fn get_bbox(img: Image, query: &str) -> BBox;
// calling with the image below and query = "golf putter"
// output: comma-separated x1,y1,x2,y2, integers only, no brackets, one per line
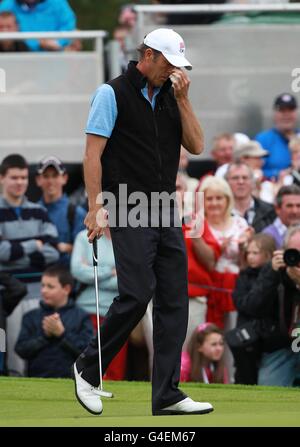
92,238,113,398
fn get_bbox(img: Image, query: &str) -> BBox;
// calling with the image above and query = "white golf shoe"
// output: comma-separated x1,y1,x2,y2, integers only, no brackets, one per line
154,397,214,416
73,363,103,415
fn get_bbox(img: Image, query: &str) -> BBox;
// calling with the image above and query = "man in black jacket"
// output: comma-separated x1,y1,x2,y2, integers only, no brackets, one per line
73,28,214,416
226,162,276,233
233,225,300,386
15,265,93,378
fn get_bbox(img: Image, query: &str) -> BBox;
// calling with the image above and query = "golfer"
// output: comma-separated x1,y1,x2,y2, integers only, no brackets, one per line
73,28,214,416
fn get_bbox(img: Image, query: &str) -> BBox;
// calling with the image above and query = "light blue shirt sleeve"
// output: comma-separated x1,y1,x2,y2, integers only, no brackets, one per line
85,84,118,138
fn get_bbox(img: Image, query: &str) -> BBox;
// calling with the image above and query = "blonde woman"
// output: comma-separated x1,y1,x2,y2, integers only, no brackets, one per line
195,176,253,329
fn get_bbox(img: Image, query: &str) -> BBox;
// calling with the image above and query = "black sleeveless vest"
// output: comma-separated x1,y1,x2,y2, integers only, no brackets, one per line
101,61,182,200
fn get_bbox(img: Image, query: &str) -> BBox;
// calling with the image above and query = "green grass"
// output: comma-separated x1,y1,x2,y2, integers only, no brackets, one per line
0,377,300,427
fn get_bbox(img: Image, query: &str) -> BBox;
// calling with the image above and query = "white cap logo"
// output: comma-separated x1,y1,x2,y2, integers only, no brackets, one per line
143,28,192,70
282,94,292,102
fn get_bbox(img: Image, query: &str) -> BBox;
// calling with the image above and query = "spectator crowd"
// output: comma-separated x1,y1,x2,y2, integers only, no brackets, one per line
0,91,300,386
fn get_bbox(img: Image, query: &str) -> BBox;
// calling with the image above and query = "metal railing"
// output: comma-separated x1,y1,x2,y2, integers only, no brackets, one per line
130,5,300,157
134,3,300,13
0,30,107,163
0,30,107,52
134,3,300,41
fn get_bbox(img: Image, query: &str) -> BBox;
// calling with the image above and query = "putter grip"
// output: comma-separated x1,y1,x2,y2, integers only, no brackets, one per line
92,238,98,266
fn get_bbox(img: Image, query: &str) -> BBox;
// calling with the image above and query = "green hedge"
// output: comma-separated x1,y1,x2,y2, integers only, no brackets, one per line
69,0,132,36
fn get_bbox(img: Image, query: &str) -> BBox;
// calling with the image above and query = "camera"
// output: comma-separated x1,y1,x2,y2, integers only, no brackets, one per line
283,249,300,267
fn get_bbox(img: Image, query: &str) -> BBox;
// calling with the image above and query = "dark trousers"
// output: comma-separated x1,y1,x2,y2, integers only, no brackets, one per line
76,220,189,413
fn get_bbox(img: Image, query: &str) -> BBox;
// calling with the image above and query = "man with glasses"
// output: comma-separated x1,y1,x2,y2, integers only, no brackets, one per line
226,162,276,233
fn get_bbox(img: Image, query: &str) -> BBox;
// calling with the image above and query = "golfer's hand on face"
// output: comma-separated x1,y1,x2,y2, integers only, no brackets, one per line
84,207,108,243
169,68,190,101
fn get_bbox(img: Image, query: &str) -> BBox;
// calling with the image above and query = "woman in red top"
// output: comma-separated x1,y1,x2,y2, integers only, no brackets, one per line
196,176,253,329
182,218,222,348
177,173,221,349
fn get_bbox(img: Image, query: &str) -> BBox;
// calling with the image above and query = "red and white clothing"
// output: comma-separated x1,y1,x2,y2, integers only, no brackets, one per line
183,219,222,300
207,215,248,328
182,219,222,348
180,351,229,383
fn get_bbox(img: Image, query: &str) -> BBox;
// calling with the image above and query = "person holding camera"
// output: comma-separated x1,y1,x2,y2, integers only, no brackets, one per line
233,225,300,386
258,225,300,386
230,233,276,385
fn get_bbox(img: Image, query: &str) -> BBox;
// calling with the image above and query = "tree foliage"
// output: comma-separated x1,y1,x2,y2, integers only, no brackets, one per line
69,0,132,36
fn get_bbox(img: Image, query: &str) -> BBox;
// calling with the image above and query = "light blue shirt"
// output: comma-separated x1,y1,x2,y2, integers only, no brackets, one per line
255,128,297,179
38,194,86,266
71,230,118,316
85,83,161,137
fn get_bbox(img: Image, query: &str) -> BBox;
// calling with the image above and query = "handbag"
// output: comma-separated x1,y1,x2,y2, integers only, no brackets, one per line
225,321,260,348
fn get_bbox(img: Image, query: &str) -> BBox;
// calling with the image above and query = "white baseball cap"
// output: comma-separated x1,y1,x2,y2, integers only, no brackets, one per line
143,28,192,70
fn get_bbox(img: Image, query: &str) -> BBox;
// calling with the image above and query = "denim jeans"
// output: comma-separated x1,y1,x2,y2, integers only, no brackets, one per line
258,347,300,386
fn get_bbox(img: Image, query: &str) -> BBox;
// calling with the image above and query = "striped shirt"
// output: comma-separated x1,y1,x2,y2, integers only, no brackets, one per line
0,195,59,276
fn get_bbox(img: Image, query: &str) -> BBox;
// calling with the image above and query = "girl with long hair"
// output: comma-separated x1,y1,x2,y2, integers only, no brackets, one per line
181,322,228,383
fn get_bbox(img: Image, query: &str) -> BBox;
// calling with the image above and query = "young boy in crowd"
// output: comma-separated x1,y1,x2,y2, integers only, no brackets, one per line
15,265,93,378
0,153,59,375
36,156,86,266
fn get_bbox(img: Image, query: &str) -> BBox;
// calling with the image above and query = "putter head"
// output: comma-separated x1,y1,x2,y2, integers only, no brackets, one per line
94,388,114,399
